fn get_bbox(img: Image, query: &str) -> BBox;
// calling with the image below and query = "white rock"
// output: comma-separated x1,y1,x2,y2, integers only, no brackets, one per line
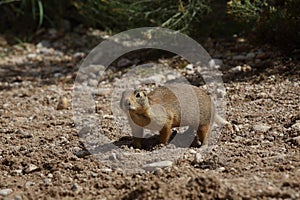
194,153,204,164
166,74,176,81
54,73,62,77
11,169,22,176
14,194,23,200
184,64,194,75
27,53,37,59
279,133,284,137
217,167,226,172
142,160,173,171
91,172,98,177
24,164,39,173
2,103,9,109
0,188,12,196
257,92,268,98
44,178,51,185
73,52,85,59
103,114,115,120
101,168,113,173
229,66,242,73
25,181,35,188
189,149,197,154
253,124,271,132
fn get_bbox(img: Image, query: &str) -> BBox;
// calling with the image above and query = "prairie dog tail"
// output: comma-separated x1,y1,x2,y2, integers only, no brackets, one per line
214,113,230,125
211,102,229,126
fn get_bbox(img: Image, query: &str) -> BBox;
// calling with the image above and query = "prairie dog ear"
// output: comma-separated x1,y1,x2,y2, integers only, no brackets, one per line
121,90,133,100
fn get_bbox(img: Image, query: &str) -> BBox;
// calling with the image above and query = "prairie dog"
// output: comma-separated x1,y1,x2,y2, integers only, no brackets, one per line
120,83,222,148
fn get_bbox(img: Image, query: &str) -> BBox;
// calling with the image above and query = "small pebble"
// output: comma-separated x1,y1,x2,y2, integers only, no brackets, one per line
166,74,176,81
91,172,99,177
27,53,37,59
103,114,115,120
25,181,35,188
11,169,22,176
189,149,197,154
101,168,112,173
14,194,23,200
217,167,226,172
44,178,51,185
2,103,9,109
142,160,173,171
184,64,194,75
24,164,39,174
0,188,13,196
193,153,204,164
229,66,242,73
73,52,85,60
57,96,68,110
253,124,271,132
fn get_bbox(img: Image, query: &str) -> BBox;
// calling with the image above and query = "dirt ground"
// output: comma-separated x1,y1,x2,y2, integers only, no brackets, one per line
0,29,299,199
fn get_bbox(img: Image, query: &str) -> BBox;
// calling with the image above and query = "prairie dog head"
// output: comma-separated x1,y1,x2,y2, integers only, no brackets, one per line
120,89,150,113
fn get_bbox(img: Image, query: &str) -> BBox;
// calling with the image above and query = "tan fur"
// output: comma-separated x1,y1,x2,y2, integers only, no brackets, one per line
120,84,215,148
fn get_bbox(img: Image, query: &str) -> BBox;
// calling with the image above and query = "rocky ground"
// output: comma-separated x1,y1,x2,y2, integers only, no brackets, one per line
0,28,299,199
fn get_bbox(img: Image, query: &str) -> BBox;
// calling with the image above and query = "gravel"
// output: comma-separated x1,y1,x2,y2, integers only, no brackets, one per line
0,28,299,199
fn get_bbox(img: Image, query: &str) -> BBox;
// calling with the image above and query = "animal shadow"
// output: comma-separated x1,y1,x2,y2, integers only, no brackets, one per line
113,129,201,151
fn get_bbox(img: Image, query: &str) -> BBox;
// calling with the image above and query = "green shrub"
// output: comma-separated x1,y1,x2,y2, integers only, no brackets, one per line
227,0,300,49
60,0,211,32
0,0,211,34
